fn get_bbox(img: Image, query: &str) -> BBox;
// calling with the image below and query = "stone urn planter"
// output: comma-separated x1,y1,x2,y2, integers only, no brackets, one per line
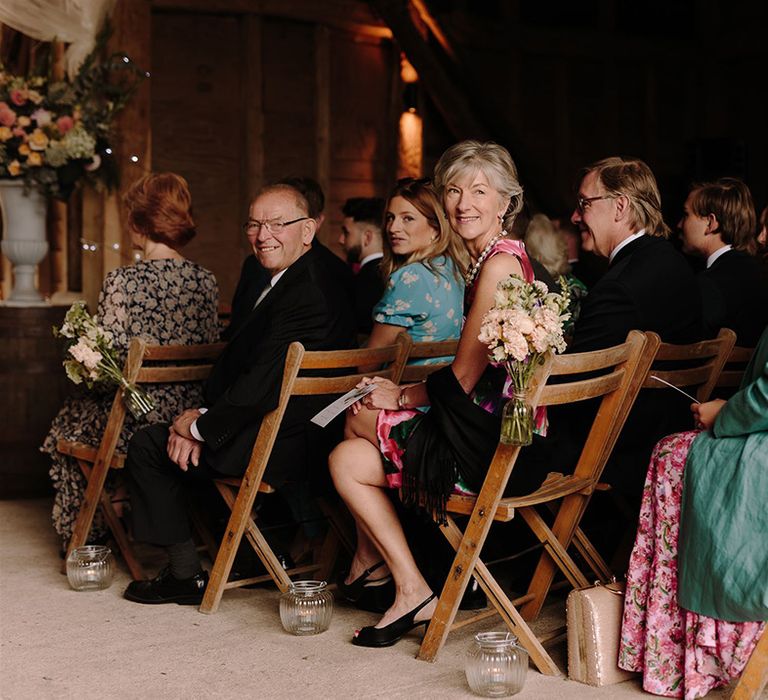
0,180,49,306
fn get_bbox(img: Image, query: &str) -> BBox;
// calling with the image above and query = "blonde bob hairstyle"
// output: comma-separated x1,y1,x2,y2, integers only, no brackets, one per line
584,156,670,238
433,140,525,235
524,213,571,277
380,177,467,281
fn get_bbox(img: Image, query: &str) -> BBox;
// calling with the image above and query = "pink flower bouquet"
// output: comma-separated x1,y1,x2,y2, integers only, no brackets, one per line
479,275,570,445
54,302,154,419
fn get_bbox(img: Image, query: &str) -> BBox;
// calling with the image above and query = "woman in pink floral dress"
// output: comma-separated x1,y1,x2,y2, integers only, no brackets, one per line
619,326,768,698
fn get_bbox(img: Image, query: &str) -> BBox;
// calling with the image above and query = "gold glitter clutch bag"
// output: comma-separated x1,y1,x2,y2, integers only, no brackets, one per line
566,580,637,687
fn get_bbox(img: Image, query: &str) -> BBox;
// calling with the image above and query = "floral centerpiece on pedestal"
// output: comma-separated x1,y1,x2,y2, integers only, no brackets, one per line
0,27,146,199
54,301,153,419
478,276,571,445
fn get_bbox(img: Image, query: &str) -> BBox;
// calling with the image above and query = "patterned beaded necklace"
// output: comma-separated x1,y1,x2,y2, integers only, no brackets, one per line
464,232,504,286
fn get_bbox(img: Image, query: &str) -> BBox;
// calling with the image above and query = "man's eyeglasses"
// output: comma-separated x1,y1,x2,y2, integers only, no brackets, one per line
576,195,616,213
243,217,309,235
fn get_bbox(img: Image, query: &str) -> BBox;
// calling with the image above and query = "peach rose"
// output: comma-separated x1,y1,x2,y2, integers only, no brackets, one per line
0,126,11,142
7,160,21,176
56,115,74,134
28,128,49,151
18,143,31,156
27,151,43,167
17,115,31,128
0,102,16,127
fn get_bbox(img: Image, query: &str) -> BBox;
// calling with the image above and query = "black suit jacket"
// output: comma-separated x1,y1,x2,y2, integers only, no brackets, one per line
223,239,354,341
562,235,704,498
698,249,768,347
198,247,355,485
354,257,385,335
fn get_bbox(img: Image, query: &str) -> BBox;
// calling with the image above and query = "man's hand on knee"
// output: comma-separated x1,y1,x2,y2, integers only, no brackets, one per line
167,427,202,472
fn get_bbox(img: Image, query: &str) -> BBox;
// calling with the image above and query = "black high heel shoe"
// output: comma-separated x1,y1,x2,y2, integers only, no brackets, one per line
352,593,436,647
337,560,392,603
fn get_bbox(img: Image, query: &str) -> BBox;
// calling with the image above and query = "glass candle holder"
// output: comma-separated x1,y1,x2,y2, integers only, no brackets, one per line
465,632,528,697
279,580,333,635
66,545,115,591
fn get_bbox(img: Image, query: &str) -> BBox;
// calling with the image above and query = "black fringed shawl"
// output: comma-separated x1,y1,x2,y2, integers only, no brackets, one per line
401,365,501,524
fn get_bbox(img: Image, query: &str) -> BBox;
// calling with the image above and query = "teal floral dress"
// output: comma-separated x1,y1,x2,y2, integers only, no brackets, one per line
373,255,463,363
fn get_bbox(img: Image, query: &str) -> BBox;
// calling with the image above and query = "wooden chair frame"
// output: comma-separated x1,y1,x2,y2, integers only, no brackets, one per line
641,327,737,402
58,338,225,579
400,339,459,383
416,330,653,674
715,342,756,393
199,334,412,614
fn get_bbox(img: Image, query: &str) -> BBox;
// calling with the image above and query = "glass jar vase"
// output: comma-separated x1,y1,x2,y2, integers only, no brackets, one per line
500,391,533,446
279,580,333,635
465,632,528,697
66,545,115,591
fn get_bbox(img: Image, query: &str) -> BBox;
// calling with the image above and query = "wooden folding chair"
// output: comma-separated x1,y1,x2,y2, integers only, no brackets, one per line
714,342,755,396
416,330,652,674
642,327,737,402
57,338,225,579
199,334,412,614
400,339,459,383
731,629,768,700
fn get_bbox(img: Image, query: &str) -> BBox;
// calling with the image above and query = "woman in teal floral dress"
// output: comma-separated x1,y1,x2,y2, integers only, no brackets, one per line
363,177,466,367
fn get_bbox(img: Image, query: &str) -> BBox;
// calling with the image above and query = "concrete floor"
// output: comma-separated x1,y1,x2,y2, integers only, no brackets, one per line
0,499,737,699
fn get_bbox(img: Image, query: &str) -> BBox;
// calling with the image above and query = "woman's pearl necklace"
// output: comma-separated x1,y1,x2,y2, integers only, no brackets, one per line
464,232,504,286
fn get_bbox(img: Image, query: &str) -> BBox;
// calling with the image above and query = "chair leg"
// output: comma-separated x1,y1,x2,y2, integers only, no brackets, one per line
731,629,768,700
424,515,561,676
74,460,145,580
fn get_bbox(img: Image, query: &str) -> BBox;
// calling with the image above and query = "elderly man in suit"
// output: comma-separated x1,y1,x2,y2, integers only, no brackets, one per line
123,183,355,605
563,157,703,499
678,177,768,347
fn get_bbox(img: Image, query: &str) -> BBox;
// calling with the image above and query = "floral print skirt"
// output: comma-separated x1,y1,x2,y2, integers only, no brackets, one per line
618,431,765,699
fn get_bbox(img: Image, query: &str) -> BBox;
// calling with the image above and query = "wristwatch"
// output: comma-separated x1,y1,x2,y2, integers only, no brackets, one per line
397,387,407,409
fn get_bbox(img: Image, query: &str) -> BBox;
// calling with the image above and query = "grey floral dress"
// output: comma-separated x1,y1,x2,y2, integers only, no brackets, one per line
42,259,219,546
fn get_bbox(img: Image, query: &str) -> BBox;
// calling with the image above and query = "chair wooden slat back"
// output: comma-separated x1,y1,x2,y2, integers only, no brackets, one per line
417,330,654,674
200,333,412,614
291,335,411,395
716,344,755,391
60,338,226,579
642,328,736,402
400,339,459,383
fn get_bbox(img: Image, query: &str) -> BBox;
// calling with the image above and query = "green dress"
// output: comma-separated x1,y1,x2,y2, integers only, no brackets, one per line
678,327,768,621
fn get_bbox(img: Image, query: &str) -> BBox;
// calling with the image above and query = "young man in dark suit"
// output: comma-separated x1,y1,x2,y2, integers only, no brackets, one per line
339,197,386,336
678,177,768,347
123,184,355,604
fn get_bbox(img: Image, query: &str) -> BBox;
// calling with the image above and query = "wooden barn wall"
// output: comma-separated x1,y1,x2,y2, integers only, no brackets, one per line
151,10,397,303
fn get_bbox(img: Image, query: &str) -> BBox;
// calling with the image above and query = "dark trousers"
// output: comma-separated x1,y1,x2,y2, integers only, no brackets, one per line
125,423,229,546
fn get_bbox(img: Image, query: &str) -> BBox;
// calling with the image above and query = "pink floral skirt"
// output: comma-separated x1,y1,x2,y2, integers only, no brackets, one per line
618,431,765,699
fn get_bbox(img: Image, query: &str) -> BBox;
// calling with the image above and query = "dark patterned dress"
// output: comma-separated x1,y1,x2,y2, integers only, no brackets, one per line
42,259,219,546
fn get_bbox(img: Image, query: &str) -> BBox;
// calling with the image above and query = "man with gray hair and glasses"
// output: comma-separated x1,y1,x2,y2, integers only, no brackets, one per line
562,157,703,506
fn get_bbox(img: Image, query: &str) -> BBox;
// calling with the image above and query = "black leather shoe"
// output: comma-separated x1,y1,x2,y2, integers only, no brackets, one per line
123,567,208,605
459,576,487,611
352,593,436,647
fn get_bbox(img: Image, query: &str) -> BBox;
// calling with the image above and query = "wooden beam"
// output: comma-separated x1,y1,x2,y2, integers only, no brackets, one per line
152,0,392,39
315,24,331,228
242,15,264,212
368,0,490,141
